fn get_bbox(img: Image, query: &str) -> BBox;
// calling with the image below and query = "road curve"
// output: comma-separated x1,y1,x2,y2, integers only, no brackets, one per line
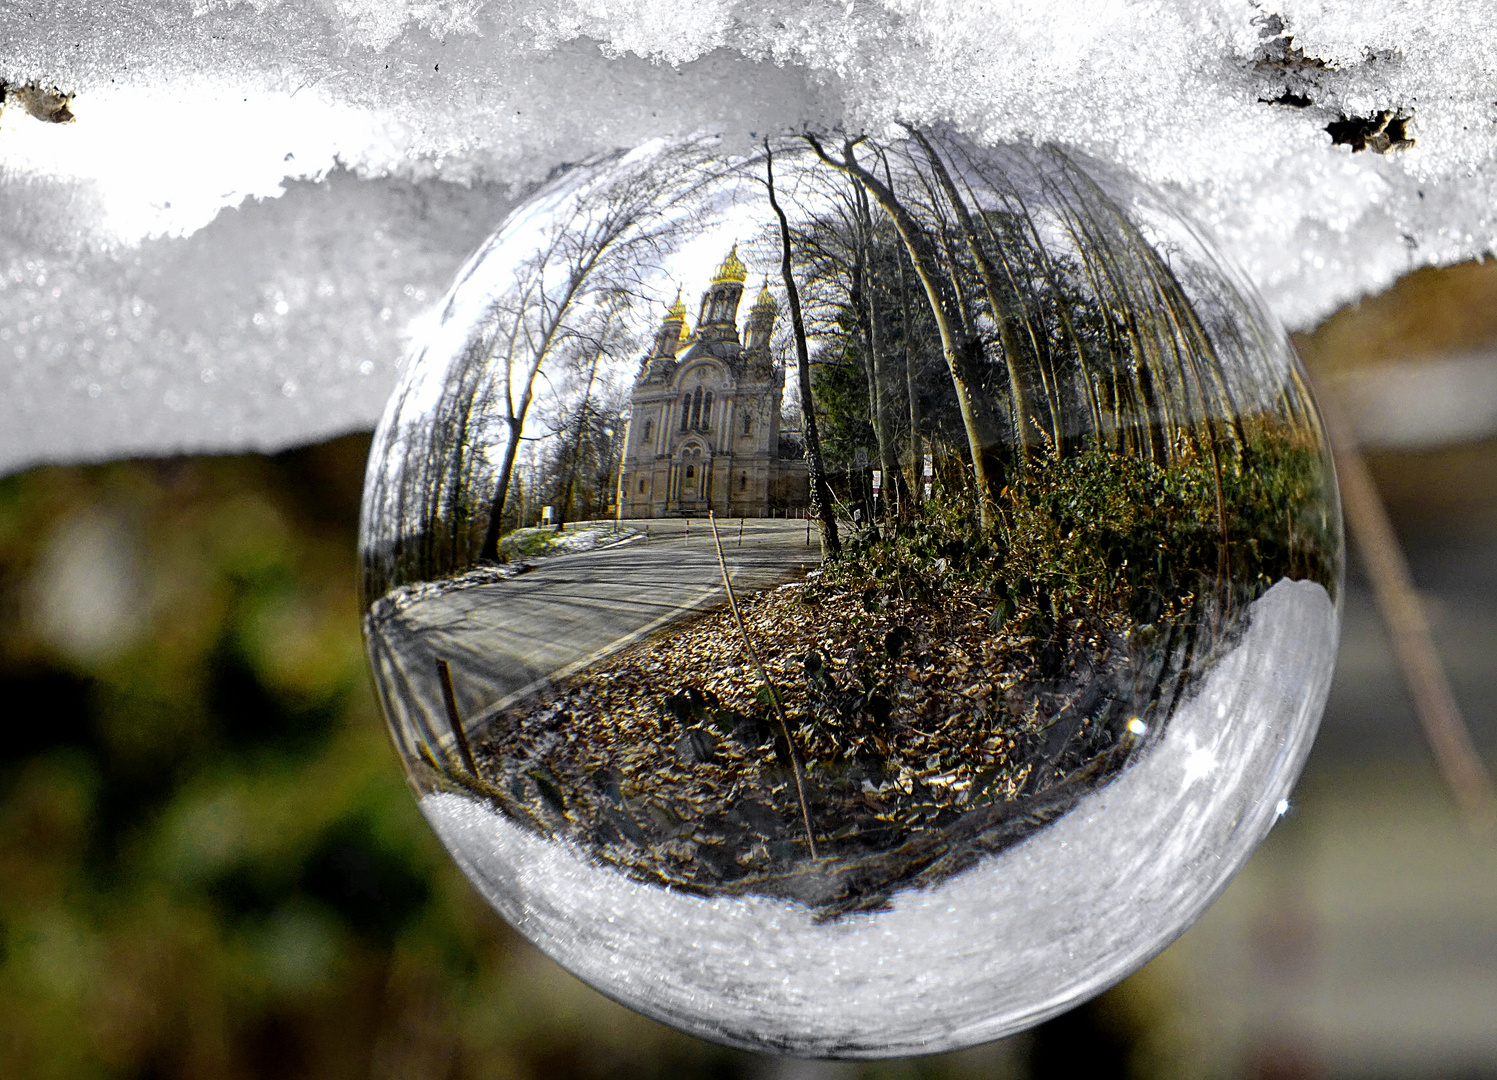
366,518,822,764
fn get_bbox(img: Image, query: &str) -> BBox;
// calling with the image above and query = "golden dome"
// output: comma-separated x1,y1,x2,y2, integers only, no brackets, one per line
665,289,689,322
751,282,777,312
711,244,748,284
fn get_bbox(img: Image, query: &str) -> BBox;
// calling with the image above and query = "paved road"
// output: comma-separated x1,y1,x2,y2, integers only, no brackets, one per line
366,518,822,763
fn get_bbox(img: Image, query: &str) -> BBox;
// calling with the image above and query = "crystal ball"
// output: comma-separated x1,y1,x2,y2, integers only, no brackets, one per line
358,132,1342,1056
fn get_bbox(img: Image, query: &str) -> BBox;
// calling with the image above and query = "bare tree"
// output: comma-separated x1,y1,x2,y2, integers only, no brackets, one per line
806,133,997,529
769,164,907,521
907,126,1050,463
475,148,707,561
552,310,621,530
881,149,925,508
764,141,840,557
847,178,906,520
360,331,494,596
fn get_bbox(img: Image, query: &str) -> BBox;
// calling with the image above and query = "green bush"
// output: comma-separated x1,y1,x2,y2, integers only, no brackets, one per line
830,420,1339,629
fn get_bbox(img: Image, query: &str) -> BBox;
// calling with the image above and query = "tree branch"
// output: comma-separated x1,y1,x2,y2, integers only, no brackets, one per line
1313,373,1495,832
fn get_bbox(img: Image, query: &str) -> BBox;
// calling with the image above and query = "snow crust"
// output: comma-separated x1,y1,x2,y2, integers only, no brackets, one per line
3,1,1495,472
421,577,1339,1056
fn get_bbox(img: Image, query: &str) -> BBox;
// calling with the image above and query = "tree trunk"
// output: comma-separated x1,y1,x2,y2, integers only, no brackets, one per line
482,415,526,559
882,151,923,509
478,217,629,562
765,143,841,558
970,164,1093,447
478,304,571,560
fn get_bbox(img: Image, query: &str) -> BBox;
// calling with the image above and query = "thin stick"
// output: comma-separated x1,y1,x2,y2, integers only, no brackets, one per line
1314,377,1495,832
708,511,820,858
738,517,745,547
684,517,690,545
436,658,480,778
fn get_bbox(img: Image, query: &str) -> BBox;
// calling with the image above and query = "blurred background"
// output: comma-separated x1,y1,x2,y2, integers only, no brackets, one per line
1,261,1494,1080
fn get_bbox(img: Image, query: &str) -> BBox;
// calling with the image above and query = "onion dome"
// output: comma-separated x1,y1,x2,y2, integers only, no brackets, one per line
665,289,689,323
751,282,777,313
711,244,748,284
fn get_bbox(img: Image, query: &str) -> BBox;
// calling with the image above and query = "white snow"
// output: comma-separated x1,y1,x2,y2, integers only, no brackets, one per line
2,1,1494,471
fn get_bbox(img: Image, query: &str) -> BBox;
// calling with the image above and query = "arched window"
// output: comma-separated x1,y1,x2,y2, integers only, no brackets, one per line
638,478,647,493
685,464,695,479
643,419,653,440
742,411,753,436
691,387,703,429
680,395,691,432
701,391,713,431
739,472,747,491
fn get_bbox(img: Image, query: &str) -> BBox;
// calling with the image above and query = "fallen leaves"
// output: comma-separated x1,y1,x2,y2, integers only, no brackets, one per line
456,575,1208,917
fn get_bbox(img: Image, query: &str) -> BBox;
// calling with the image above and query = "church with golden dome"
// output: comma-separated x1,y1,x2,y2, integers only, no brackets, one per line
618,247,808,518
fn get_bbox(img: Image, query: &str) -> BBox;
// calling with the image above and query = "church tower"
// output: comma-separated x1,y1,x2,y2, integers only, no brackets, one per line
743,283,777,353
696,245,747,342
653,291,690,358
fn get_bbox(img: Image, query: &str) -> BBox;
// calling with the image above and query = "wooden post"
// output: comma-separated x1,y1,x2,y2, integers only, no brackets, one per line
435,658,478,777
708,512,819,859
738,517,744,547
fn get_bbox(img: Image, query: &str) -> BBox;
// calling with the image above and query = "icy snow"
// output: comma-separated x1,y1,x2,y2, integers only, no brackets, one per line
2,1,1495,472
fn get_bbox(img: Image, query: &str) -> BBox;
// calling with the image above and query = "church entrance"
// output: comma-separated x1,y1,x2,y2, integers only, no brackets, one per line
676,446,707,513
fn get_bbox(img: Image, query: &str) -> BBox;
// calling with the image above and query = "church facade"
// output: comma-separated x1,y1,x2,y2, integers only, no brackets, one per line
618,248,808,518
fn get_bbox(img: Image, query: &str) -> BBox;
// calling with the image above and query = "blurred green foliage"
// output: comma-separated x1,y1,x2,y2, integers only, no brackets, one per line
0,436,1146,1079
0,437,753,1079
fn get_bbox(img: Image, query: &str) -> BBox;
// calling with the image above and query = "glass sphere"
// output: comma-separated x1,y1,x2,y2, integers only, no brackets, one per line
358,132,1342,1057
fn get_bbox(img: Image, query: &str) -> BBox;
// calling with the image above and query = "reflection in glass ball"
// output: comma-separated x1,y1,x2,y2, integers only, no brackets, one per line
358,132,1342,1057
